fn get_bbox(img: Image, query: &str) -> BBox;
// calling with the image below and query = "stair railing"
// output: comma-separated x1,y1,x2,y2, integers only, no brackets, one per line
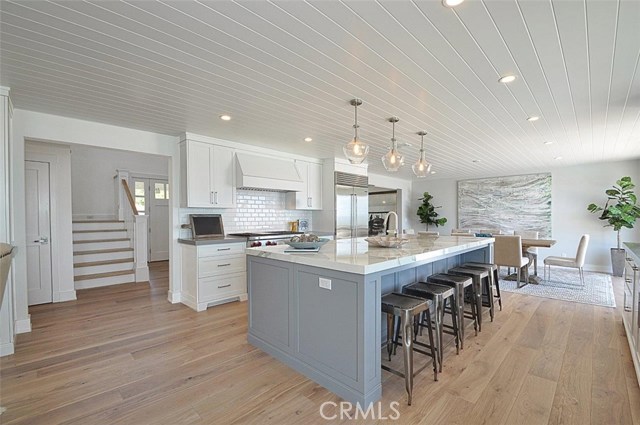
120,178,149,282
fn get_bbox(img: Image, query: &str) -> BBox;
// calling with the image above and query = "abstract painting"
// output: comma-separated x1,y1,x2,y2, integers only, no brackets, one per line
458,173,552,237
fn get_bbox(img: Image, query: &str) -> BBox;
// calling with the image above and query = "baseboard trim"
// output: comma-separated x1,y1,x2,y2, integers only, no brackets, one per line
167,290,181,304
0,341,15,357
55,290,77,302
584,264,611,274
15,316,31,334
135,266,149,282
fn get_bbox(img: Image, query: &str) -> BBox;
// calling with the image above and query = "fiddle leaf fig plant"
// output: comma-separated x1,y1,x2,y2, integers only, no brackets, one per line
587,176,640,250
417,192,447,230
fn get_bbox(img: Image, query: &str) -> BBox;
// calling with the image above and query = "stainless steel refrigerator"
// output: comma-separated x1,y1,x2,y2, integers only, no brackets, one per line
335,172,369,239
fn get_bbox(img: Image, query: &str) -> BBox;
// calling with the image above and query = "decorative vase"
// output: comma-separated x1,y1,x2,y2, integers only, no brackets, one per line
611,248,626,277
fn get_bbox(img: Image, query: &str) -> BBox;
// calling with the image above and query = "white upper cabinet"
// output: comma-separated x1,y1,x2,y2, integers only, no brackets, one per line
286,160,322,210
180,140,235,208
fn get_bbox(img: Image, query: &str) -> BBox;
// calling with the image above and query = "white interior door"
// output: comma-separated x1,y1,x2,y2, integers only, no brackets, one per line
131,177,169,262
150,179,169,261
26,160,53,305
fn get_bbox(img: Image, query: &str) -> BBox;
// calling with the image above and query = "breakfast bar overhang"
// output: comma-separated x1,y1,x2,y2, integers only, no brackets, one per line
246,236,494,405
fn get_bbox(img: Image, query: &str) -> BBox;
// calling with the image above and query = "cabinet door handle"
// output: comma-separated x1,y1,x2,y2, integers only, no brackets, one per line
214,191,219,204
218,284,231,289
307,197,311,207
217,263,231,267
217,248,231,251
210,191,214,204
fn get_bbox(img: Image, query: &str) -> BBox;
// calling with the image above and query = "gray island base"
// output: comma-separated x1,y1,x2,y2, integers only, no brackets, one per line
246,236,494,405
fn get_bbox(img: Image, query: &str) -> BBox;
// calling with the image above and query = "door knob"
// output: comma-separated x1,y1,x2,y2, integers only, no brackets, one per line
34,236,49,244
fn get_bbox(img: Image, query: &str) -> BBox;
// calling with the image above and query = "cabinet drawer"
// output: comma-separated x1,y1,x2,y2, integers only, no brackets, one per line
198,273,246,301
198,255,246,277
197,243,245,257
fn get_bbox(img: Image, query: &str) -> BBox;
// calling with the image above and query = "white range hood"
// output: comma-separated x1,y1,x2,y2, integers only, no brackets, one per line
235,152,304,192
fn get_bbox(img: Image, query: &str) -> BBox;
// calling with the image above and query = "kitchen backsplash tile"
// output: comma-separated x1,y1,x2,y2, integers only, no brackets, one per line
179,189,312,238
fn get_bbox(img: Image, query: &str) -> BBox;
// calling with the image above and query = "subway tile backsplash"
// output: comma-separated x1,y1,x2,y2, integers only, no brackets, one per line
179,189,313,238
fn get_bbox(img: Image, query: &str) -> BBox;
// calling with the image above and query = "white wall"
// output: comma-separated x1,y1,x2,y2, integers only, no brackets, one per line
71,145,168,219
411,159,640,271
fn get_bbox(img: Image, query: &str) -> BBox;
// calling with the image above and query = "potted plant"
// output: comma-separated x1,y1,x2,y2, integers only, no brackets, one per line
587,176,640,276
417,192,447,230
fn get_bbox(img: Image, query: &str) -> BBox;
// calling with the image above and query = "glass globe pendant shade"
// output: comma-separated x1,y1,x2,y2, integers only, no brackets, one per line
412,131,432,178
343,137,369,164
382,117,404,172
343,99,369,164
412,152,432,178
382,141,403,172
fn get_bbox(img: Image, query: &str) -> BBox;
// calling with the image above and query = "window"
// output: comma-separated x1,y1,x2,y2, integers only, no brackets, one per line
134,181,145,214
154,182,169,200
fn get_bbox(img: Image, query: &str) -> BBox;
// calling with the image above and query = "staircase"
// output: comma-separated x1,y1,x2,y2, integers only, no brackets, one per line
73,220,135,289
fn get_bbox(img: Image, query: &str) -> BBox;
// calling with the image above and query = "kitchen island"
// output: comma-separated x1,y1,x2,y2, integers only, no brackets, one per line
246,236,493,404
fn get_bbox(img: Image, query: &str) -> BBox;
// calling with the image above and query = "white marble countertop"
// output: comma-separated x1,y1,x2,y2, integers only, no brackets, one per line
245,235,494,274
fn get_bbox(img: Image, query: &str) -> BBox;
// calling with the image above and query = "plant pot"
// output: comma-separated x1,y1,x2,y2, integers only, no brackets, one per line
611,248,626,277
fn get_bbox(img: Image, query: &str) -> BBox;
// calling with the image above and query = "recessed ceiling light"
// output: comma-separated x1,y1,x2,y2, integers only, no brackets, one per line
544,141,553,145
554,156,563,160
442,0,465,7
526,116,540,122
430,171,436,174
472,159,481,163
219,114,231,121
304,137,313,142
498,75,517,83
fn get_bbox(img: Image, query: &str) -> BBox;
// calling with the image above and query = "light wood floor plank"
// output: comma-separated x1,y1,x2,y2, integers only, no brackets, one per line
0,262,637,425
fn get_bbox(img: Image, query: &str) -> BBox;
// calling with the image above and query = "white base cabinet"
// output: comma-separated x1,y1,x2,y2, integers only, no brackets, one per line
180,242,247,312
623,243,640,385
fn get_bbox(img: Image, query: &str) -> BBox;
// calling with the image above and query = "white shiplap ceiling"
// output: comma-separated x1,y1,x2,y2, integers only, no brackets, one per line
1,0,639,180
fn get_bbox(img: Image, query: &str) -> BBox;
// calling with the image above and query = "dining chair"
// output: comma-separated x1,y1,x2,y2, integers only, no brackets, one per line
543,234,590,286
514,230,539,275
493,235,530,288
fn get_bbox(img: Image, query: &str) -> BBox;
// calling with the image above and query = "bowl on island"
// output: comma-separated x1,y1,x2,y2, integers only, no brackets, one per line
364,236,410,248
285,234,330,249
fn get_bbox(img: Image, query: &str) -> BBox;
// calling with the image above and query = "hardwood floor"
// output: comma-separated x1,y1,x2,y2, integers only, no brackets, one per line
1,261,638,424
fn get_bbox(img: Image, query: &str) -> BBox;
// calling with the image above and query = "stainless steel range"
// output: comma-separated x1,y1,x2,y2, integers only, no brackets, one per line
227,230,303,248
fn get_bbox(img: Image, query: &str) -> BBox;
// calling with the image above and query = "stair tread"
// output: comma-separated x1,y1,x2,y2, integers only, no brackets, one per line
74,269,134,281
73,220,124,223
73,238,130,244
74,248,134,255
74,258,134,268
73,229,126,233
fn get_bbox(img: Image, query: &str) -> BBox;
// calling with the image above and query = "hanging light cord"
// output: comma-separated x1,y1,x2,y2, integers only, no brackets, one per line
353,102,359,139
420,134,425,153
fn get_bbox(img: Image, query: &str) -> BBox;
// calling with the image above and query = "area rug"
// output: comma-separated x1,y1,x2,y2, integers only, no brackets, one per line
498,266,616,308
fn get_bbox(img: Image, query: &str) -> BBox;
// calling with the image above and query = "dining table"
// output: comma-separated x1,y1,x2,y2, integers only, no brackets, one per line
505,238,557,284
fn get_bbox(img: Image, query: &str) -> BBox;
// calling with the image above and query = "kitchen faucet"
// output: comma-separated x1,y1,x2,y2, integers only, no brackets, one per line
383,211,399,236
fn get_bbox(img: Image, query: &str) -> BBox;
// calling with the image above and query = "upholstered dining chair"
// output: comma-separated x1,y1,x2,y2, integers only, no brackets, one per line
514,230,539,275
543,234,590,286
493,235,530,288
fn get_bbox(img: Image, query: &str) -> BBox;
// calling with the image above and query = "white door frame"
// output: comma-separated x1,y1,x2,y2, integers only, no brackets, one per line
24,151,65,303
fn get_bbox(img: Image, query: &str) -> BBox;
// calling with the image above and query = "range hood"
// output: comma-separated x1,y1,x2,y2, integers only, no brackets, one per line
235,152,304,192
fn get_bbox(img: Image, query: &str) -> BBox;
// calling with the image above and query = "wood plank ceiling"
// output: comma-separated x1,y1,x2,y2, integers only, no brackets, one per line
1,0,639,180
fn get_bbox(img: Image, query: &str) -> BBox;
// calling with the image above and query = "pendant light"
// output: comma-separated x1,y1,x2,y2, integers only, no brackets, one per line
412,131,432,178
343,99,369,164
382,117,404,172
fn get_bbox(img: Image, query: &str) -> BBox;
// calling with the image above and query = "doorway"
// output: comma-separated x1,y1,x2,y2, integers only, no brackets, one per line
130,177,169,262
25,160,53,305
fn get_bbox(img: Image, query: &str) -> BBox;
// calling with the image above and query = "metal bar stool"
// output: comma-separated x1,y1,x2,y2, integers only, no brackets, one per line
382,293,438,405
464,262,502,311
457,265,496,321
402,282,459,372
425,273,476,349
448,266,489,331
